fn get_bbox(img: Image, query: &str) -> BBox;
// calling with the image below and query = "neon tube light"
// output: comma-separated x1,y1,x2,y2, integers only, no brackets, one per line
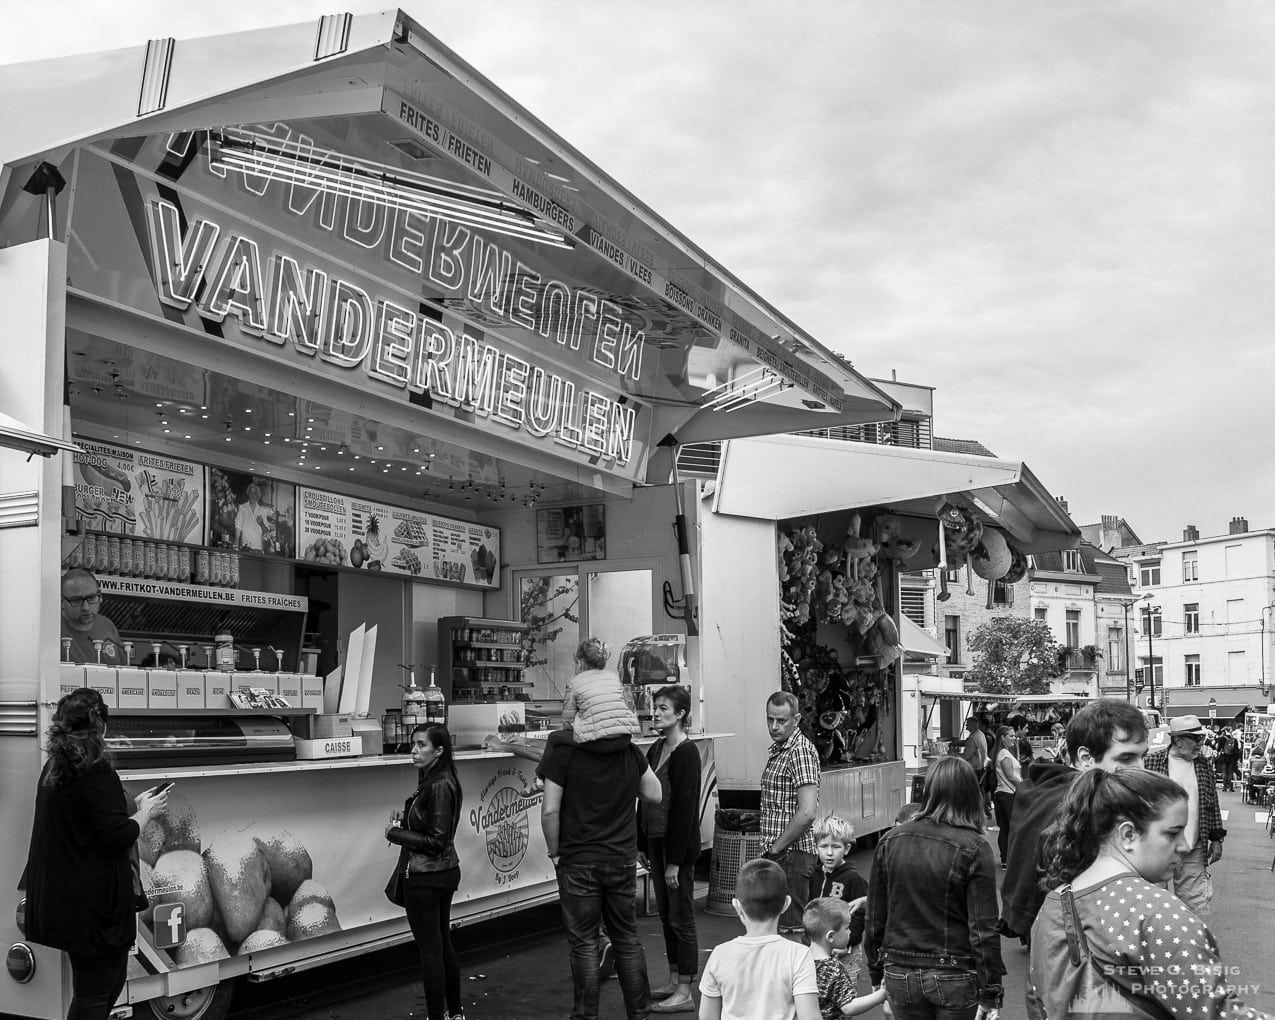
210,129,574,249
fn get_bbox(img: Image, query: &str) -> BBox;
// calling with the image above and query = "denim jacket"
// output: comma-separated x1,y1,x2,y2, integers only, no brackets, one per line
865,817,1005,1009
387,767,461,874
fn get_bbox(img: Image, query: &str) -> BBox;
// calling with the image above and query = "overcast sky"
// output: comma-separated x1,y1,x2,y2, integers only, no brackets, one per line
4,2,1272,544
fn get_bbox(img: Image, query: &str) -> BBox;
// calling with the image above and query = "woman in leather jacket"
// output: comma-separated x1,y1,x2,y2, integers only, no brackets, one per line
386,724,464,1020
865,755,1005,1020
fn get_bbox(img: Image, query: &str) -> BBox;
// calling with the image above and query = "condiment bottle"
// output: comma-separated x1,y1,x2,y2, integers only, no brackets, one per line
215,632,236,671
423,665,447,727
399,664,427,725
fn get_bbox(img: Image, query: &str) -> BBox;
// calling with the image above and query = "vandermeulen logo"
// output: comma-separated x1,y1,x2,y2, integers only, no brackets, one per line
471,768,532,885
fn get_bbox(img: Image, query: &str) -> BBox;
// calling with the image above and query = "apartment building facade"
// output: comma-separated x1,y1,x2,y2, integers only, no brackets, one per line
1120,518,1275,721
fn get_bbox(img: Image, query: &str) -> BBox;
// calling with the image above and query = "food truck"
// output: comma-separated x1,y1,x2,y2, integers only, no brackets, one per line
0,11,910,1019
697,435,1080,834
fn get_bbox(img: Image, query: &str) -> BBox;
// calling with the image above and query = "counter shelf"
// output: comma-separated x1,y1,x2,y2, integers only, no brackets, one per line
116,747,514,781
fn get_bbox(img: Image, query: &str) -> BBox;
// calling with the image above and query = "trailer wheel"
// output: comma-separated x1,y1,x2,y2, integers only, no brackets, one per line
140,980,233,1020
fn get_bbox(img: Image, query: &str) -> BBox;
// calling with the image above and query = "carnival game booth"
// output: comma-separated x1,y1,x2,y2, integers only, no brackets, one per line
698,435,1078,839
0,12,907,1020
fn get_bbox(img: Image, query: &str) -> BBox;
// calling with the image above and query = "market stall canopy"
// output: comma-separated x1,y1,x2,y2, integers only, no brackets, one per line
900,617,949,660
0,9,897,504
917,689,1021,704
712,435,1079,554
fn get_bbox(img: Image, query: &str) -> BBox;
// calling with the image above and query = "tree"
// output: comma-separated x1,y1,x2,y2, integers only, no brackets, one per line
965,618,1064,695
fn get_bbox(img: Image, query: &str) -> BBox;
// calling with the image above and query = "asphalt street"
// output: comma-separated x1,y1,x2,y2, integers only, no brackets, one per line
230,786,1274,1019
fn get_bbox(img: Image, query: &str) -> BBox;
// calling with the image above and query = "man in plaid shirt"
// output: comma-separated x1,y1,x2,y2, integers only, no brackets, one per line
760,690,821,940
1144,714,1225,916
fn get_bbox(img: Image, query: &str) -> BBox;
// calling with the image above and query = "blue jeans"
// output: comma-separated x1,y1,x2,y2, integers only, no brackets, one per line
776,847,817,938
883,966,979,1020
646,837,698,978
557,859,650,1019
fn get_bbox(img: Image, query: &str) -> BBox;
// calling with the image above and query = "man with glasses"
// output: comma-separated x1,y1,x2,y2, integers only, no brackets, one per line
1144,714,1225,916
61,568,124,665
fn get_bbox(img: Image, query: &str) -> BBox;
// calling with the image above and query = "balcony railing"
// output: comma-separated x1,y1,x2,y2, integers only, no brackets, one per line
1058,648,1100,671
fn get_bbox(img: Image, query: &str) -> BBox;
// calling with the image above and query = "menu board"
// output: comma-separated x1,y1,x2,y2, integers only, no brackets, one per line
297,487,500,588
73,439,206,542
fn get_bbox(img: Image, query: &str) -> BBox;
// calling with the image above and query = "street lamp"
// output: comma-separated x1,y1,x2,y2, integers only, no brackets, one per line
1114,596,1143,704
1260,603,1274,699
1142,595,1160,710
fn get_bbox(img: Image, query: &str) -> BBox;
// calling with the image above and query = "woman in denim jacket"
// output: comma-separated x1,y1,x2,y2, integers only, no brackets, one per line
386,724,465,1020
865,756,1005,1020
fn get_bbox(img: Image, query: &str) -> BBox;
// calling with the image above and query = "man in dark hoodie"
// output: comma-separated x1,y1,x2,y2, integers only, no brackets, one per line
998,698,1148,942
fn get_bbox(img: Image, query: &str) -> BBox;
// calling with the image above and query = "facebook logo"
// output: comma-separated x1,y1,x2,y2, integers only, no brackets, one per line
152,903,187,950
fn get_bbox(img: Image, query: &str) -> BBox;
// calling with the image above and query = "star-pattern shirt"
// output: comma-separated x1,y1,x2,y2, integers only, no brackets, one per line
815,957,856,1020
1028,873,1270,1020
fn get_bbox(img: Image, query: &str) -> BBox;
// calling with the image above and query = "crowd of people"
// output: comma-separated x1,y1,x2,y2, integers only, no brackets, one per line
24,637,1273,1020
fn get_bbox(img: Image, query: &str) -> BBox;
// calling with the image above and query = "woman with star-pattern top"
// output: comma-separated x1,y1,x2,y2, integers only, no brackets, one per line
1027,768,1270,1020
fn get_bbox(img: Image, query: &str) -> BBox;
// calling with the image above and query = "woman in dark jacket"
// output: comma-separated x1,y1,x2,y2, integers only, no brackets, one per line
636,685,701,1013
23,688,169,1020
386,724,464,1020
865,755,1005,1020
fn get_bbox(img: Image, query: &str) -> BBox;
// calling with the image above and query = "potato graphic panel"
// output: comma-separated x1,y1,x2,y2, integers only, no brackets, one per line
255,829,313,905
138,792,201,866
204,832,272,944
254,896,286,936
175,928,230,967
238,930,289,955
146,850,213,930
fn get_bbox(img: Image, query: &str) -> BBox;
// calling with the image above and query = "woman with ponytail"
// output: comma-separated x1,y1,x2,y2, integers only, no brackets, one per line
22,689,170,1020
1028,769,1269,1020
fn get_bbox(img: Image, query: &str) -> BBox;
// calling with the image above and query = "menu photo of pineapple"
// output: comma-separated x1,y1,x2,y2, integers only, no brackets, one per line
349,512,389,570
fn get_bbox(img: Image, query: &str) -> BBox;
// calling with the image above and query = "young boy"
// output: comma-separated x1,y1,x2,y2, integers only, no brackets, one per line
699,858,820,1020
803,898,888,1019
811,814,868,989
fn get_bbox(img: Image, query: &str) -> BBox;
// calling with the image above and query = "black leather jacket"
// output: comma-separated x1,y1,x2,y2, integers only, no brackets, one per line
865,817,1005,1009
388,766,461,874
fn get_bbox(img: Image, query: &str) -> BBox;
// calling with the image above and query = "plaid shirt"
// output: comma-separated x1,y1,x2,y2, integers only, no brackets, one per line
761,728,821,854
1143,748,1226,847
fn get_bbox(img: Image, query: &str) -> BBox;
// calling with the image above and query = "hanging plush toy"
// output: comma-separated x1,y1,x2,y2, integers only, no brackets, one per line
971,528,1012,609
935,501,983,602
842,512,878,581
876,515,921,562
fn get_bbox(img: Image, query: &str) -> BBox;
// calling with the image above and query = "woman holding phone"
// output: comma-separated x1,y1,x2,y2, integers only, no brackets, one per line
385,724,465,1020
22,688,170,1020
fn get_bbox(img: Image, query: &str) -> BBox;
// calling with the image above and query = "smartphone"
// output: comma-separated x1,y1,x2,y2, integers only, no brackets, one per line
152,781,174,795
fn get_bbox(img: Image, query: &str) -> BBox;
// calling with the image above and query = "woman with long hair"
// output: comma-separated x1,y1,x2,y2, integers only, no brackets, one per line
22,689,170,1020
1029,769,1269,1019
637,684,702,1013
992,724,1022,868
864,755,1004,1020
386,724,465,1020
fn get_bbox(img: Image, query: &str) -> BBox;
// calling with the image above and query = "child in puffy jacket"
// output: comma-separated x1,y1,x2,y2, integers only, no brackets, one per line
486,637,638,796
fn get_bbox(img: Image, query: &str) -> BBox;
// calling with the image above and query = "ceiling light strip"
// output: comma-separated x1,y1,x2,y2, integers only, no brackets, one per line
211,130,574,249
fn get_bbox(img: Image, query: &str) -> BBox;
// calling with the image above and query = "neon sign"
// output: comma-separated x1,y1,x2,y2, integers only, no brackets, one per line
145,198,637,466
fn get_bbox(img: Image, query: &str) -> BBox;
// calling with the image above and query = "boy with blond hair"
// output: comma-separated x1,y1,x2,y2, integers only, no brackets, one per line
698,858,819,1020
811,813,867,989
803,898,888,1018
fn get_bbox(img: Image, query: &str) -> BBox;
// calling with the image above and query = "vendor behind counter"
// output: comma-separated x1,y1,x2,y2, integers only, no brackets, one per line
60,568,124,665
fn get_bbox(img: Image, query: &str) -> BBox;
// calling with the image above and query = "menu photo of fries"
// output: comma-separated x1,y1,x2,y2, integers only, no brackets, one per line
134,469,203,542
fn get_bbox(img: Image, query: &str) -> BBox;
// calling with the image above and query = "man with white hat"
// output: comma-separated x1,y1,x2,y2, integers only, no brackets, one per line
1143,714,1225,915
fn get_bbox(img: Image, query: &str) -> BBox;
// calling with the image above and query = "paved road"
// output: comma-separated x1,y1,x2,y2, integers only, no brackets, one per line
231,787,1274,1019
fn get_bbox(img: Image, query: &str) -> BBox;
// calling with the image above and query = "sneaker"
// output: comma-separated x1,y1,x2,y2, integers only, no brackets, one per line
598,940,615,982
